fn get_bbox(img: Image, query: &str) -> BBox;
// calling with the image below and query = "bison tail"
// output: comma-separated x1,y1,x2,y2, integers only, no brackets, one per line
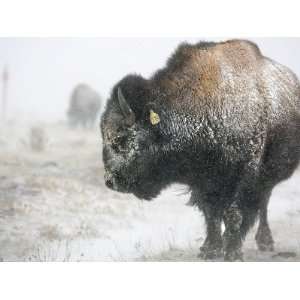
240,206,260,239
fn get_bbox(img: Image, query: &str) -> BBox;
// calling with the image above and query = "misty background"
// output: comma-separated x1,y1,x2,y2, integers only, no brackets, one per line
0,38,299,122
1,38,300,262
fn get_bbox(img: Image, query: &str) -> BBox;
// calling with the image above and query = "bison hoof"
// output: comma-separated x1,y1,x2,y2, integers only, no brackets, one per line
257,241,274,252
224,249,243,262
255,227,275,252
198,243,223,260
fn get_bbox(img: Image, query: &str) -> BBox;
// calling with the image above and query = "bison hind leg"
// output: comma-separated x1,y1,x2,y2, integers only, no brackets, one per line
255,224,274,251
255,191,274,251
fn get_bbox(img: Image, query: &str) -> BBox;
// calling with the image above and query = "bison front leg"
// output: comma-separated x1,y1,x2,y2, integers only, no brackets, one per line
198,202,223,260
223,201,243,261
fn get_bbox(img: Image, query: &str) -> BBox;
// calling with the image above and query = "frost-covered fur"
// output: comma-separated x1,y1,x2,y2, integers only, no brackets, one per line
101,39,300,261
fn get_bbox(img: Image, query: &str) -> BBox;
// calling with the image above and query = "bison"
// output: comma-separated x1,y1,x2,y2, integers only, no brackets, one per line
100,39,300,261
67,83,101,128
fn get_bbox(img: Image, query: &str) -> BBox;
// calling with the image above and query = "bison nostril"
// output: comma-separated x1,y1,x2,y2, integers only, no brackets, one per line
105,177,114,189
104,171,114,189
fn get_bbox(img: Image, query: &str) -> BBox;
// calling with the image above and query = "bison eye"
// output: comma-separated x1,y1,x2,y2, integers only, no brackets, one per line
111,135,128,153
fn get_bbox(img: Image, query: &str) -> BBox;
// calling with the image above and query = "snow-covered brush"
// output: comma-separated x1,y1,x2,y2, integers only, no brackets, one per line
30,126,47,152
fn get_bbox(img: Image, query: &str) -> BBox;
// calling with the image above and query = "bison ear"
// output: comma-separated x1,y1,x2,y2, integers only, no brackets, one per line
117,87,135,126
149,109,160,125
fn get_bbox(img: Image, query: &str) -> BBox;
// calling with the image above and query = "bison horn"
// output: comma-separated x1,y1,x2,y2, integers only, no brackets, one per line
117,87,135,126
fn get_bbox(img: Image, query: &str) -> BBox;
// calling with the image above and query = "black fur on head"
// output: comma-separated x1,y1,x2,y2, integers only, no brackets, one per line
100,74,183,200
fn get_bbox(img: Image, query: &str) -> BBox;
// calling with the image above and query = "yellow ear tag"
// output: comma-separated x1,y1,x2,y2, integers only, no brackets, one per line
150,109,160,125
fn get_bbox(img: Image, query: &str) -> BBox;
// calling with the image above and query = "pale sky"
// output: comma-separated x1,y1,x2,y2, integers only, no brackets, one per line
0,38,299,121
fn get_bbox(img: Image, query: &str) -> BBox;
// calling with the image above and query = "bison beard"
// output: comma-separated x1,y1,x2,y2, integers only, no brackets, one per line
100,39,300,261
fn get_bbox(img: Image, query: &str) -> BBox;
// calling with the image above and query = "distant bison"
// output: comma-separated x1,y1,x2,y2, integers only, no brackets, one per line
101,40,300,261
67,84,101,128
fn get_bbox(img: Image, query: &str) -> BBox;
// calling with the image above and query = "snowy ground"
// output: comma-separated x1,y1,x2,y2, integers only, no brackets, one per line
1,122,300,261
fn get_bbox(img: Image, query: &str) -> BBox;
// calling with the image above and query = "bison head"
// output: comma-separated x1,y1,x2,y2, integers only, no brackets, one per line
100,75,174,200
